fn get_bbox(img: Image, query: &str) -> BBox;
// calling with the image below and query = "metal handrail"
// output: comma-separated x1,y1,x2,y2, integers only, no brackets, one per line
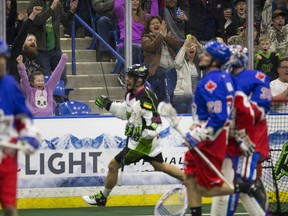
70,14,125,75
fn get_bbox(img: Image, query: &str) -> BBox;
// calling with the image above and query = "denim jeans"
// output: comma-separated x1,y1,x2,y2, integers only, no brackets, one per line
97,16,117,52
147,66,167,102
118,44,143,79
118,43,142,65
38,48,67,85
172,94,193,114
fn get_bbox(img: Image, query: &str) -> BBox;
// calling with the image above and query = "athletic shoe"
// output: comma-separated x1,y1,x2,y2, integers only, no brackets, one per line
248,178,268,211
82,191,107,207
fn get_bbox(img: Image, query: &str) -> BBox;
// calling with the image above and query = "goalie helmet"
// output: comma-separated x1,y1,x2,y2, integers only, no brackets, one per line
228,44,248,68
205,41,231,65
127,64,149,83
0,39,10,58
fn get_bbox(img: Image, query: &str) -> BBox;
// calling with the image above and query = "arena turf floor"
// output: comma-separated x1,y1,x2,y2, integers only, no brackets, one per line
0,204,249,216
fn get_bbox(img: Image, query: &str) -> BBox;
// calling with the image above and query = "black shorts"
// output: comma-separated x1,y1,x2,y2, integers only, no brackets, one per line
114,147,164,165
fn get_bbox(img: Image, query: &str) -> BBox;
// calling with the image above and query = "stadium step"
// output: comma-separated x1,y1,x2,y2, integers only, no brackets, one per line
68,87,125,114
62,49,97,62
66,74,120,88
60,38,95,50
66,62,116,75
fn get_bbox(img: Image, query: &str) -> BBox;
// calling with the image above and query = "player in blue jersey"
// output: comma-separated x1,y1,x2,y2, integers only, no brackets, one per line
0,39,41,216
184,41,267,216
211,45,271,216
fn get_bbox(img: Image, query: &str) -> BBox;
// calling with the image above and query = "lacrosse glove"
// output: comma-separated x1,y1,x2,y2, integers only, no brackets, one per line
235,130,256,157
125,123,143,141
95,95,112,110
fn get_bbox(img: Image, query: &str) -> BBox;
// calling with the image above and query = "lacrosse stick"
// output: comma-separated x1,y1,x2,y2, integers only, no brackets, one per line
154,185,188,216
157,102,234,190
118,100,142,186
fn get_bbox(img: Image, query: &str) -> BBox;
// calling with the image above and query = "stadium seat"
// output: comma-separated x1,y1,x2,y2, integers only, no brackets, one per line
57,101,91,116
44,76,74,103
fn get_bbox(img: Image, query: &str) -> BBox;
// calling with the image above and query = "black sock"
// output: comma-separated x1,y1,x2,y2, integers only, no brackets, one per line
234,181,251,193
190,206,202,216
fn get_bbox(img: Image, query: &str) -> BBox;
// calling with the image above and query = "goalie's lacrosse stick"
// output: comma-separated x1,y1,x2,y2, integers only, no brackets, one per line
154,185,188,216
118,100,142,186
157,102,234,190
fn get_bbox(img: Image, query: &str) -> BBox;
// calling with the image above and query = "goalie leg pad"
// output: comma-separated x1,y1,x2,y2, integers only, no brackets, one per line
232,152,260,181
240,193,266,216
211,158,239,216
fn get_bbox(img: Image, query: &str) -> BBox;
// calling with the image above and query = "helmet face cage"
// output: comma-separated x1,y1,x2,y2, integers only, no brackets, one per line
205,41,231,65
0,39,10,58
229,45,248,68
127,64,149,82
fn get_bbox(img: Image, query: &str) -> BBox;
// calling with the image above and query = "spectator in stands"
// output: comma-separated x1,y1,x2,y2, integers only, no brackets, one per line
223,6,233,35
270,57,288,112
6,0,22,46
255,35,281,81
6,0,17,44
114,0,158,86
163,0,190,43
27,0,78,85
228,22,259,54
142,15,181,101
17,53,68,117
186,0,230,42
172,36,202,113
91,0,117,62
261,0,288,35
261,9,288,57
9,6,43,83
63,0,91,38
225,0,247,38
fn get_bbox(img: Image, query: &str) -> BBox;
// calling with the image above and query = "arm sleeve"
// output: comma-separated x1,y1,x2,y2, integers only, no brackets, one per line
6,0,17,28
141,33,165,53
18,64,31,96
234,91,255,132
109,101,128,120
27,0,54,26
174,46,186,70
11,19,33,55
46,54,68,90
146,0,159,17
114,0,125,21
92,0,115,14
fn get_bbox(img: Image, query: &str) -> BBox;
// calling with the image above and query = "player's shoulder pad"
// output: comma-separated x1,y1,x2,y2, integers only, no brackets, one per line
137,90,156,111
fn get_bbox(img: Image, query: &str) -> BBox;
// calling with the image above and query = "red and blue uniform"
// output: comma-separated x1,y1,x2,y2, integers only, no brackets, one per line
0,75,33,208
184,70,235,188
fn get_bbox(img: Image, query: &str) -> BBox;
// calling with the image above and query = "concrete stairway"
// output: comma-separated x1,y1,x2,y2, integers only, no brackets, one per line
61,38,125,114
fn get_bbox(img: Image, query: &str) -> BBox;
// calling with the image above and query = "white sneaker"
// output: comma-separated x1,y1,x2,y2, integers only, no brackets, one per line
82,191,107,206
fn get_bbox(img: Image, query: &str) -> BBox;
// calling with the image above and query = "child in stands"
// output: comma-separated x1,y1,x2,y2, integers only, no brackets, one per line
255,35,281,81
17,53,67,116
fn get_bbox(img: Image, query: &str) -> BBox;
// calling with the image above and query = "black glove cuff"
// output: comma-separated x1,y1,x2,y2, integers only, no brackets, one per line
105,101,112,111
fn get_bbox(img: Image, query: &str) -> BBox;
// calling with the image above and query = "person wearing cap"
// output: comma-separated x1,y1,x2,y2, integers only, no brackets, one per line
227,21,259,54
269,9,288,57
261,7,288,57
225,0,247,38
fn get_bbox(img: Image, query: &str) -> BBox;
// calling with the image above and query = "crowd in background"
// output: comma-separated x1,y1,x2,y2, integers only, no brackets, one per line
5,0,288,115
